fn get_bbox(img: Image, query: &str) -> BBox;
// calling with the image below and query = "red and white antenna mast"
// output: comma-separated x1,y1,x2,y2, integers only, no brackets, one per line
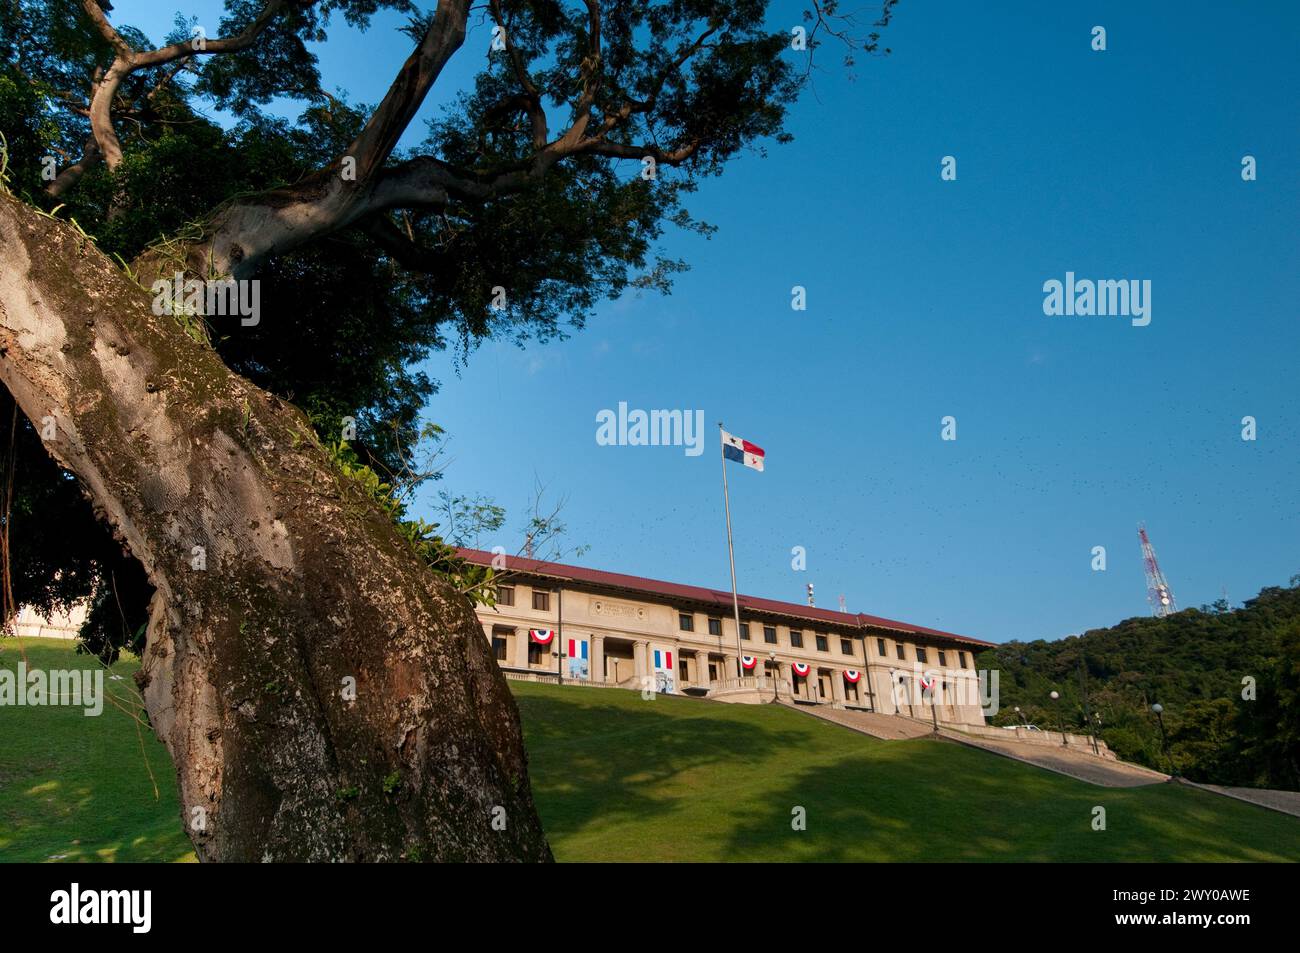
1138,523,1176,617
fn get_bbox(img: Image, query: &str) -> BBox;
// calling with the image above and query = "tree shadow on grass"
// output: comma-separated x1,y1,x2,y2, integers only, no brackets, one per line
515,690,814,853
0,640,192,863
720,744,1300,863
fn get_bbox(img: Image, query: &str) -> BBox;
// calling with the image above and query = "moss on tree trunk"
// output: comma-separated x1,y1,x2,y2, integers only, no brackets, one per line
0,194,551,861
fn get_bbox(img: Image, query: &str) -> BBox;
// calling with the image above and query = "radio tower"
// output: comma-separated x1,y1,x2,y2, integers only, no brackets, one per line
1138,523,1177,617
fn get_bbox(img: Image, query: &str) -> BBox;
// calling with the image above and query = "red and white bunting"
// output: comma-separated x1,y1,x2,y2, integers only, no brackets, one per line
919,673,935,691
741,655,757,670
529,629,555,645
843,669,861,683
791,661,811,678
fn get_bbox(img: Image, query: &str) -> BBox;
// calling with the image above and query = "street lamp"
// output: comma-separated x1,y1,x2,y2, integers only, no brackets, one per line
769,651,779,703
1050,690,1067,746
1014,705,1027,727
1151,703,1177,778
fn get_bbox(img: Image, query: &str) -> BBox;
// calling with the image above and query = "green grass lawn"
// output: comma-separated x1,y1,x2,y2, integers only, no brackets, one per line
3,638,1298,862
0,638,191,862
515,681,1300,862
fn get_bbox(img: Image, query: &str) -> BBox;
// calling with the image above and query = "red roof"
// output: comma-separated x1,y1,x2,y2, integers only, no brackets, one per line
455,548,994,648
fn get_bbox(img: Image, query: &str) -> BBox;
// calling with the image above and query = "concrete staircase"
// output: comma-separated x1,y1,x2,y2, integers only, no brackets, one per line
787,702,936,740
935,728,1169,788
786,702,1169,788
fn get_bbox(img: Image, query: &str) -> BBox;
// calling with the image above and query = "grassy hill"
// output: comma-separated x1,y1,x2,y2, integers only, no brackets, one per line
3,637,1298,862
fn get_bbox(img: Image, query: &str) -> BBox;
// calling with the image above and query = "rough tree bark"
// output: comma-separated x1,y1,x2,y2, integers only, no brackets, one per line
0,193,552,862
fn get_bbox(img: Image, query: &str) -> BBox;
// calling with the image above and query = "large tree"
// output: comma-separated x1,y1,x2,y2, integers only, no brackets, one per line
0,0,896,861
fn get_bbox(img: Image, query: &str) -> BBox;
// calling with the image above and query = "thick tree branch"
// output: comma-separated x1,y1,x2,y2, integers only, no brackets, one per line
341,0,472,188
359,214,454,277
85,57,131,170
369,155,489,211
130,0,289,69
46,134,102,198
79,0,135,59
57,0,289,183
487,0,548,149
583,139,700,164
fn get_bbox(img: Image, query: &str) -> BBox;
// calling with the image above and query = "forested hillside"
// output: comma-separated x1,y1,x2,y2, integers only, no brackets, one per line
976,577,1300,790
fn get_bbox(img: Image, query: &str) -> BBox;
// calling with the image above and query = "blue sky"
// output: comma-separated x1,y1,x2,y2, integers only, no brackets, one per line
116,0,1300,642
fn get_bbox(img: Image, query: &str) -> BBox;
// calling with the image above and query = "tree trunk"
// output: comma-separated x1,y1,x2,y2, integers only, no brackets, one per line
131,172,376,286
0,193,552,862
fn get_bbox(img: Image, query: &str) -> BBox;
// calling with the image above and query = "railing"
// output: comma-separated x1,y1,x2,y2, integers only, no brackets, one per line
711,677,807,701
501,669,855,710
711,677,762,693
501,669,610,690
500,669,692,695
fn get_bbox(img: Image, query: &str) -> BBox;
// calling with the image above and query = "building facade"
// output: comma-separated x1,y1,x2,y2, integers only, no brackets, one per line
460,549,994,728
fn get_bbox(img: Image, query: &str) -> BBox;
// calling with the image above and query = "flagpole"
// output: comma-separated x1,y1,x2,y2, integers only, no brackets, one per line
719,423,745,680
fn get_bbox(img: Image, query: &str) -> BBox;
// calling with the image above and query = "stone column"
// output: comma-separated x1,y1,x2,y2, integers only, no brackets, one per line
832,669,847,704
633,640,649,684
725,653,739,680
696,653,710,688
513,628,530,669
778,661,791,698
590,634,605,683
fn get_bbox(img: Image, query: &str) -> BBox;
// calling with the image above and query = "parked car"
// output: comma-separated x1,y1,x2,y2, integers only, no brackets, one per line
1000,724,1042,731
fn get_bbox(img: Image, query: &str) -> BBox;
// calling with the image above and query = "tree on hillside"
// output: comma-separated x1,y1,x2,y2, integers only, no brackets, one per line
978,581,1300,790
0,0,897,861
1235,617,1300,789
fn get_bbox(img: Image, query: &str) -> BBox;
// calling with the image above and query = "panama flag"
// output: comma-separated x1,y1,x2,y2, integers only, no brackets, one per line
721,430,765,472
530,629,555,645
844,669,861,683
791,662,811,677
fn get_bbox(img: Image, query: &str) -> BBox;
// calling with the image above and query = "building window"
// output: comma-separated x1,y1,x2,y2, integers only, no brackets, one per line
709,662,718,681
895,643,906,660
815,634,829,652
917,647,928,664
790,630,804,648
532,589,550,611
877,638,887,656
740,623,750,640
959,651,969,669
492,637,507,661
679,659,688,680
938,650,948,667
528,643,546,665
679,613,694,632
763,626,777,644
708,617,722,636
497,585,515,607
840,638,853,655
